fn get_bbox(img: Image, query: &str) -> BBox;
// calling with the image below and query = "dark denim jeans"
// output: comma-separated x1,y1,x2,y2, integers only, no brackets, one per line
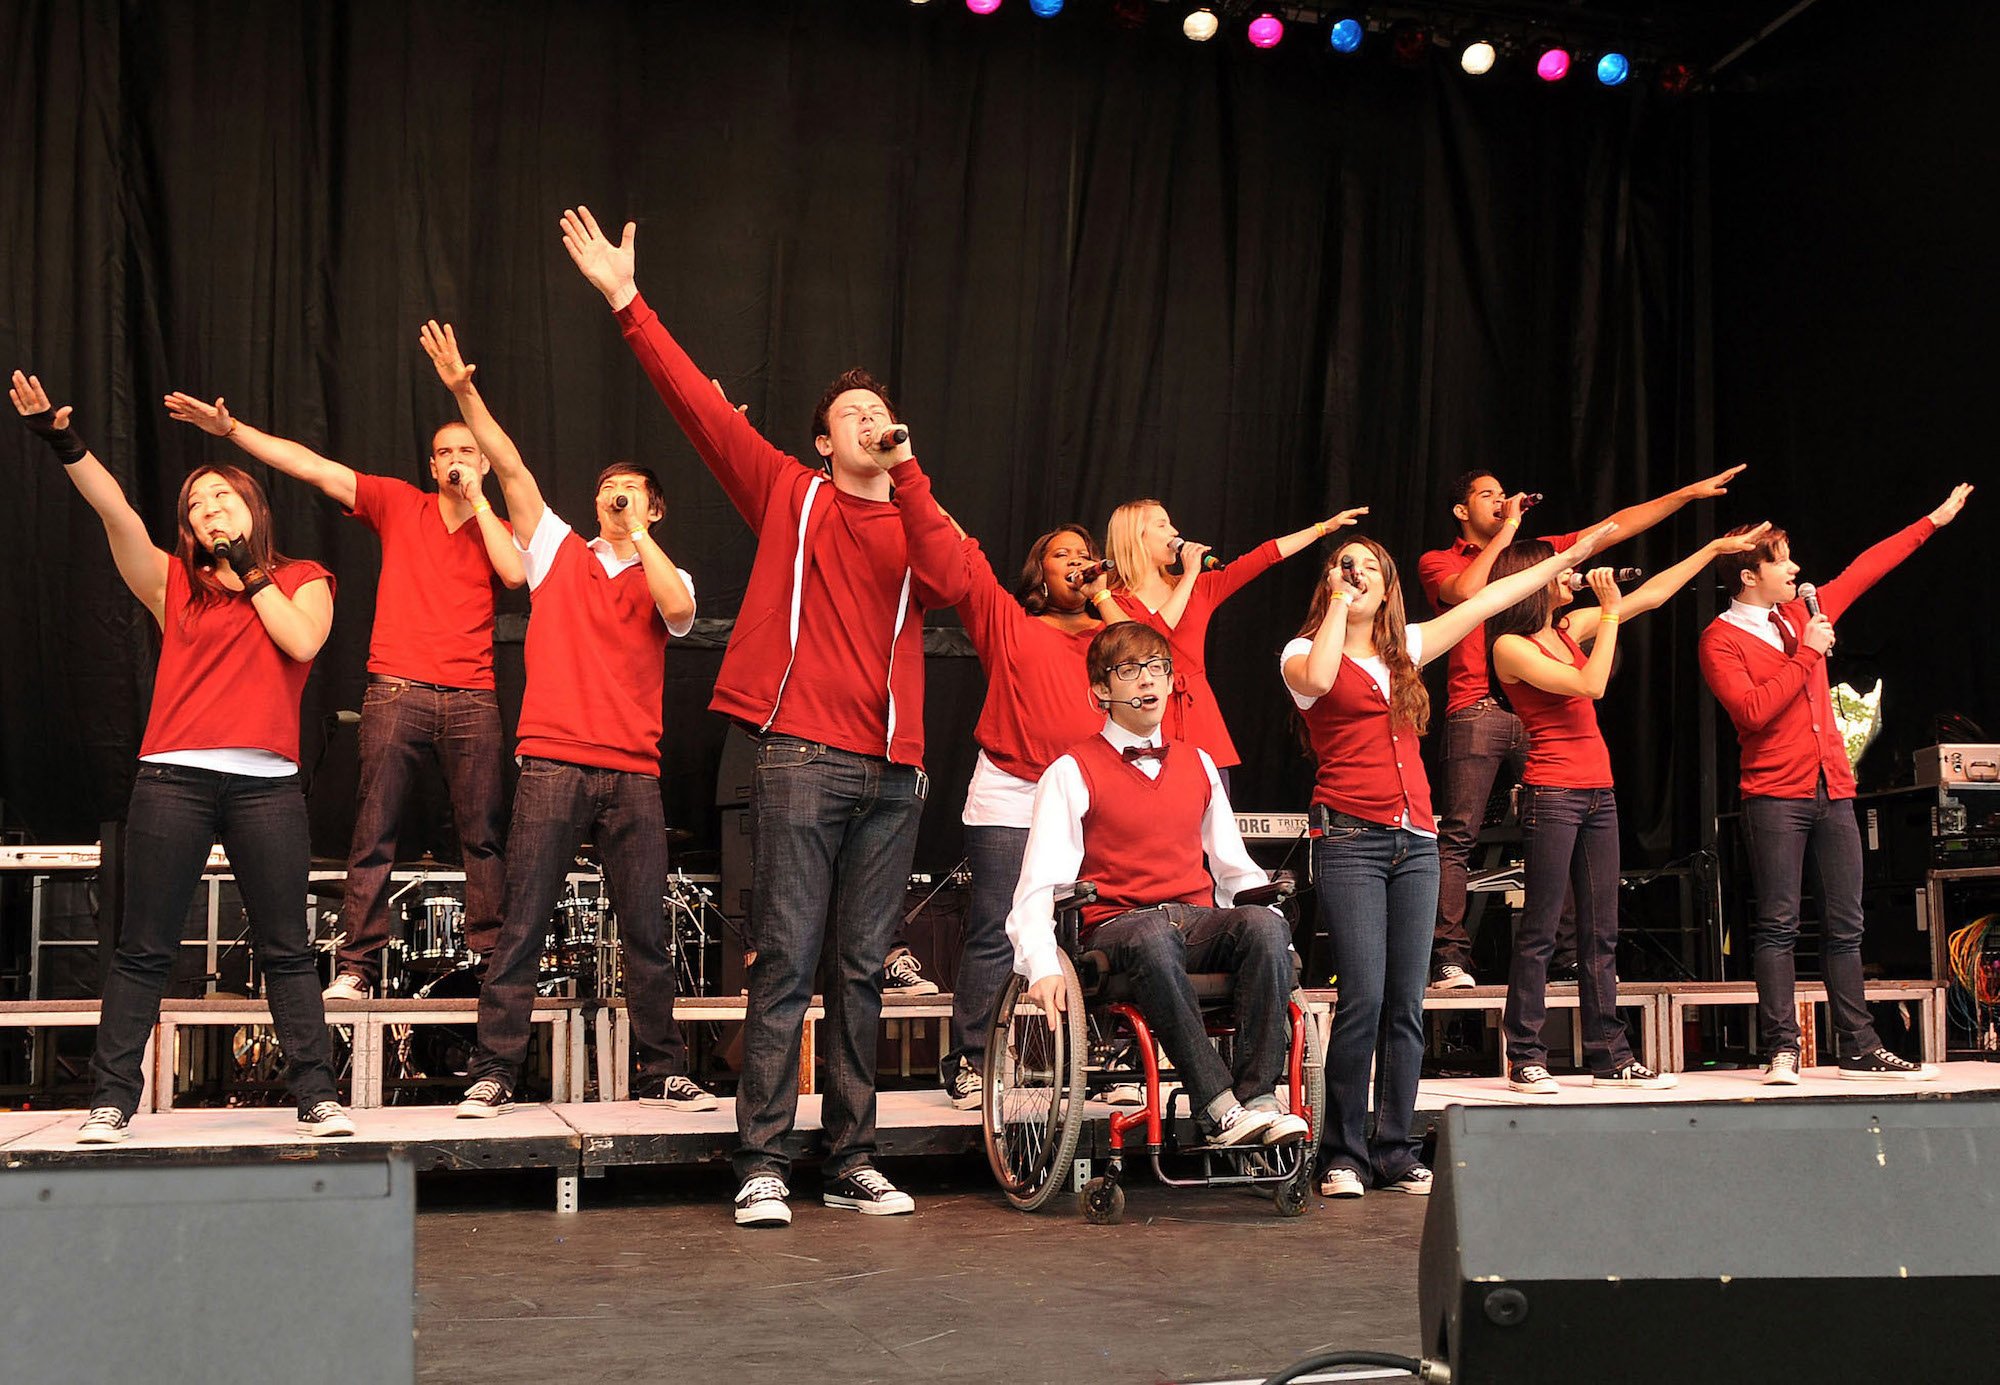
1313,822,1438,1186
471,757,687,1087
91,764,337,1115
1742,785,1881,1060
946,824,1030,1073
735,736,925,1184
1502,785,1632,1071
1084,903,1295,1116
1433,699,1574,969
337,677,507,982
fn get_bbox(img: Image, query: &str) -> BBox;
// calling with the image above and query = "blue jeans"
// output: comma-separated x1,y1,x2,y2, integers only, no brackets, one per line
735,736,925,1184
1742,784,1881,1059
946,824,1029,1072
1503,785,1632,1070
91,764,337,1115
471,757,688,1086
1313,821,1437,1185
337,677,507,983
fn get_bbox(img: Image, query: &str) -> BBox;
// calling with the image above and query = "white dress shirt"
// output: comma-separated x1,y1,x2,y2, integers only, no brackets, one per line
519,509,696,637
1718,597,1790,653
1004,717,1271,986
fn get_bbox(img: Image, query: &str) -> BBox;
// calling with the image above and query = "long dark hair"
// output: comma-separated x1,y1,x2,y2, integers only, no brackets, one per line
174,465,293,622
1481,539,1565,706
1015,524,1102,617
1294,537,1429,735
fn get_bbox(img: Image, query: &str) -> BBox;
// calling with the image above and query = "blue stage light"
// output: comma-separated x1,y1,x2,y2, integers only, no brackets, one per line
1596,52,1631,86
1030,0,1063,15
1329,18,1363,53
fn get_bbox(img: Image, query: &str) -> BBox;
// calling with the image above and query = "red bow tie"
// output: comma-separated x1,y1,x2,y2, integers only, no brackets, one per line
1121,742,1168,764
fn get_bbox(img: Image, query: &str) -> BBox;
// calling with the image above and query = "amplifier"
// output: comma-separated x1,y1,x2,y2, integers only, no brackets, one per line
1915,743,2000,787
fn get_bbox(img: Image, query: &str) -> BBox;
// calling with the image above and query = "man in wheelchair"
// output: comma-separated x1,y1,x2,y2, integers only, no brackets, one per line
1004,623,1310,1148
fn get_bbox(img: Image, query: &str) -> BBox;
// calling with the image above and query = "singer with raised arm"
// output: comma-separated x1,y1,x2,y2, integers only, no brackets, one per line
1006,623,1312,1150
1418,465,1744,989
1103,499,1367,784
559,206,962,1228
164,364,524,1003
1484,524,1772,1096
891,484,1128,1109
13,369,354,1145
1699,483,1973,1084
413,324,715,1124
1280,524,1611,1198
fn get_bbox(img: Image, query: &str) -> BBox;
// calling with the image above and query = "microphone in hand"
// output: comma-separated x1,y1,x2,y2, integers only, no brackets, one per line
1169,537,1223,574
873,426,909,454
612,494,630,511
1566,566,1642,591
1798,581,1821,618
1519,492,1546,511
1064,558,1118,587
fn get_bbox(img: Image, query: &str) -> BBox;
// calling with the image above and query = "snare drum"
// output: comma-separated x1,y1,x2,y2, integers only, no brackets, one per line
406,894,467,967
553,891,607,949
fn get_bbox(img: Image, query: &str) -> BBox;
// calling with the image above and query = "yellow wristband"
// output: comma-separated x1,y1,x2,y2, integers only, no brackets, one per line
472,499,492,515
1090,589,1116,604
1503,515,1521,528
1599,612,1620,624
1314,520,1328,537
631,525,650,544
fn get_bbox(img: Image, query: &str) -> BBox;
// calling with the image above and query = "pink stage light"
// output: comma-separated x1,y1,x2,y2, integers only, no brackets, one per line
1536,48,1571,81
1247,13,1283,48
967,0,1001,13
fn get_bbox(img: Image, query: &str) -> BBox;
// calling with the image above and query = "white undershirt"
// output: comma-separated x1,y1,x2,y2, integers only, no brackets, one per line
519,510,696,637
962,749,1040,829
1719,598,1789,653
140,747,297,777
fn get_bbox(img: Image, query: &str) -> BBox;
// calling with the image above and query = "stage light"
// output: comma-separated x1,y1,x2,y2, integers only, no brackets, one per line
1659,62,1695,95
1248,13,1283,48
1596,52,1630,86
1391,24,1431,65
966,0,1000,14
1536,47,1571,82
1460,40,1496,75
1029,0,1062,13
1183,7,1218,41
1329,18,1363,53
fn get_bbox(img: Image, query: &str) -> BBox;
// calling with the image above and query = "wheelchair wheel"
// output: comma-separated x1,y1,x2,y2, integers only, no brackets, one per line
1078,1175,1125,1225
981,953,1087,1212
1273,989,1328,1217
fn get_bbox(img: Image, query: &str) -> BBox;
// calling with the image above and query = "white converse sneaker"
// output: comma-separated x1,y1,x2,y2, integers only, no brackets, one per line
1211,1104,1277,1147
322,973,370,1001
1763,1051,1802,1086
1319,1167,1364,1198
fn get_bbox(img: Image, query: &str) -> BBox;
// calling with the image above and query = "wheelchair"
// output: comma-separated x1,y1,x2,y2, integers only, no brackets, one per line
980,874,1324,1224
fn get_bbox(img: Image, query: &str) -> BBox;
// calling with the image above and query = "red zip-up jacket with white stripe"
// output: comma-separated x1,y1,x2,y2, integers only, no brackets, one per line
616,294,962,767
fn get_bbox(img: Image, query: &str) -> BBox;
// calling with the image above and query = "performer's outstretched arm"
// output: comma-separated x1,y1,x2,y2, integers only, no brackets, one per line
13,370,170,624
1566,524,1771,644
1416,523,1615,660
1818,483,1973,621
419,319,546,550
163,391,358,511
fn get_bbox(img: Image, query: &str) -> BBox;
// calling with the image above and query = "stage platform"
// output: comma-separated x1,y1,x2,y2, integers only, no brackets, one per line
10,1064,1998,1211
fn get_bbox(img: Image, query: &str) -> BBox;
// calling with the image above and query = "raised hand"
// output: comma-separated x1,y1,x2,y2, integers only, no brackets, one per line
1681,462,1747,501
1322,505,1369,533
419,320,476,393
10,370,85,464
1564,521,1618,566
559,205,637,308
441,465,485,506
712,378,749,417
1711,520,1772,556
163,391,236,437
1930,483,1973,527
1800,613,1837,656
1502,492,1529,524
1585,566,1623,617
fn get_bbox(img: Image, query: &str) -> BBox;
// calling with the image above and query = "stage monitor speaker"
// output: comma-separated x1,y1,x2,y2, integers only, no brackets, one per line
2,1155,415,1385
1418,1102,2000,1383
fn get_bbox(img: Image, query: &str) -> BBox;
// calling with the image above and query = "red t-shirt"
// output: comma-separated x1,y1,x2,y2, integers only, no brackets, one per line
1071,733,1216,929
516,530,673,777
1109,540,1282,768
1418,530,1580,715
1500,626,1614,789
138,559,335,766
347,473,508,690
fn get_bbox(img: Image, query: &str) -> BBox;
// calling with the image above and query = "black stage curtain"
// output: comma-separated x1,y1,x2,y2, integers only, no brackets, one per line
1710,0,1997,796
2,0,1709,869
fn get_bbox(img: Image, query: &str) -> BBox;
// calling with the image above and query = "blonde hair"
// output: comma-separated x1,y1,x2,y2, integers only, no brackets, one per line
1105,498,1166,592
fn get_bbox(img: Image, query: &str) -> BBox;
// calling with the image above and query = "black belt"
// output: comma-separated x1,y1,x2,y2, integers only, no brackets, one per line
1311,804,1382,833
370,674,481,693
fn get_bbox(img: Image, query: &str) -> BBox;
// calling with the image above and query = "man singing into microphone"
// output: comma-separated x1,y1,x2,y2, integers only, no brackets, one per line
163,362,526,1001
1417,465,1745,988
1700,482,1973,1083
1007,622,1311,1149
560,206,961,1227
417,322,716,1119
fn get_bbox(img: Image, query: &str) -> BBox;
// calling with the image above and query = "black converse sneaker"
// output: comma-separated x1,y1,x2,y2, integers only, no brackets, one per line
1388,1165,1435,1196
1429,963,1477,990
297,1101,357,1138
637,1075,719,1111
455,1077,515,1118
77,1107,131,1145
882,947,940,996
942,1056,984,1111
1506,1063,1559,1094
1838,1047,1938,1082
1590,1060,1678,1090
823,1166,916,1215
735,1174,792,1227
1763,1051,1802,1085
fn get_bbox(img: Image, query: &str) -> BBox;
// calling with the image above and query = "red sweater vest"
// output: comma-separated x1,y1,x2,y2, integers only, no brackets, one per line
1301,658,1436,831
139,559,334,765
1503,627,1614,789
1071,734,1215,929
516,532,670,776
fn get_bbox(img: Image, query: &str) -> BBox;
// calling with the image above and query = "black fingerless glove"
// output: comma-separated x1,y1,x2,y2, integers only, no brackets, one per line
211,538,273,597
20,408,87,466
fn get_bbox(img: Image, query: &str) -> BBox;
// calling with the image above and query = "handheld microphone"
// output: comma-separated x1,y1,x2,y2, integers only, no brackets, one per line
1520,492,1546,511
1799,582,1821,619
1169,537,1223,573
612,494,630,511
1566,566,1643,591
448,467,461,486
873,426,909,453
1064,558,1118,587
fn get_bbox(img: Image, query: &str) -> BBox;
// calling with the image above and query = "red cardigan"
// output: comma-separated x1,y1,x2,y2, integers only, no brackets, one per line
617,294,960,767
1699,517,1935,800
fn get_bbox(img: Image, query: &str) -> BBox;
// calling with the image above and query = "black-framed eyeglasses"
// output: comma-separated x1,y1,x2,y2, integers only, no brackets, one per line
1109,658,1173,682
